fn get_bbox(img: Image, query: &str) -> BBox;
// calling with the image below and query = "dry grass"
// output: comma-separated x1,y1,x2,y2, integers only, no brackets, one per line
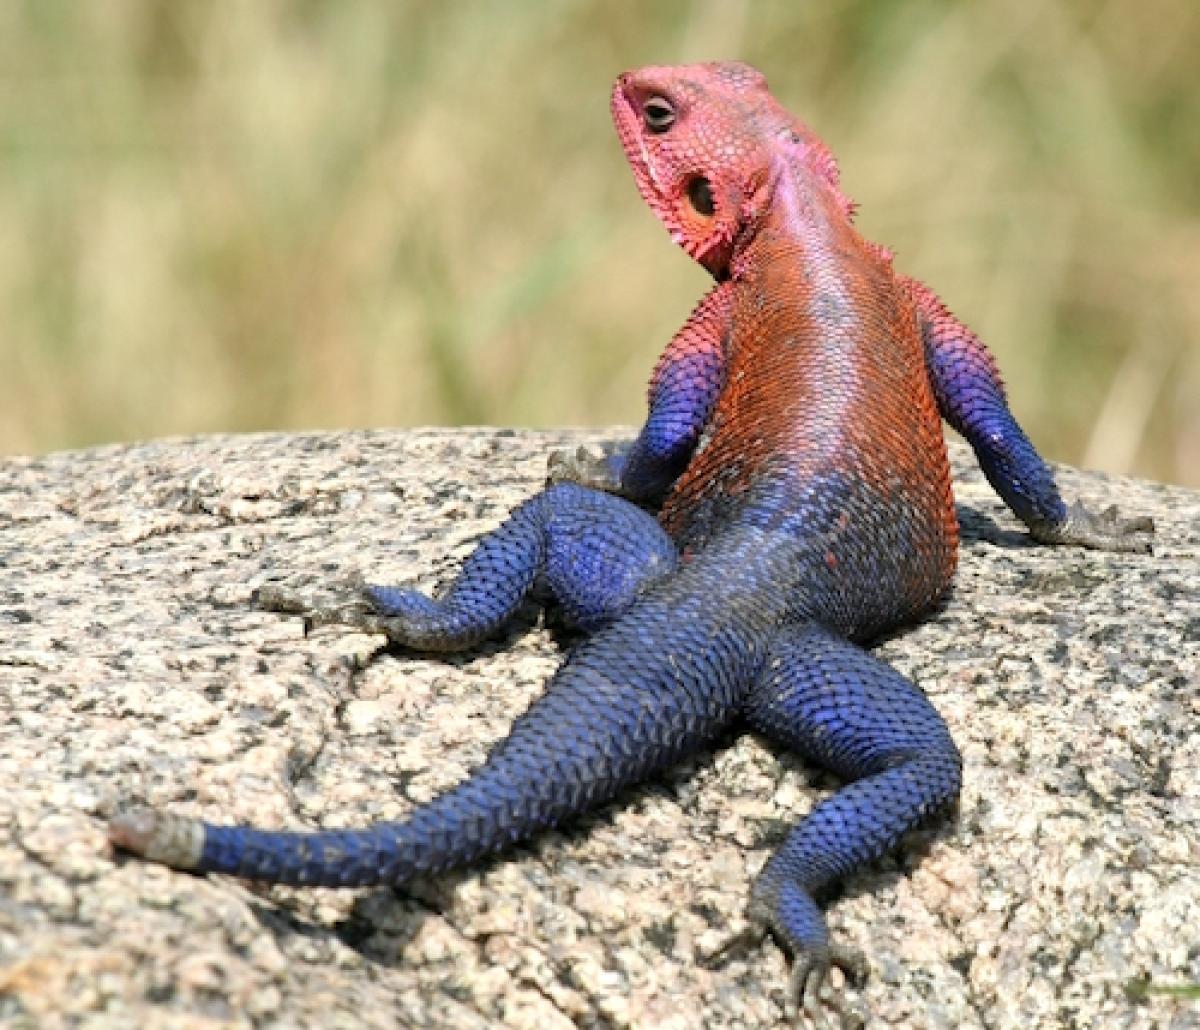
1,0,1197,485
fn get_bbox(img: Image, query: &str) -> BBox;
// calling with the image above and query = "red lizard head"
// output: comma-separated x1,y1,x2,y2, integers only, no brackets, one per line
611,62,848,279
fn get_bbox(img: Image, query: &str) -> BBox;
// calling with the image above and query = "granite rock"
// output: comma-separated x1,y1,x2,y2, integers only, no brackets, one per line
1,428,1196,1028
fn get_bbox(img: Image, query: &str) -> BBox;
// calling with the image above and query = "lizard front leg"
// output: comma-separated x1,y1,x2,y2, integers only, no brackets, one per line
549,279,733,505
258,482,677,651
907,277,1153,552
723,622,961,1026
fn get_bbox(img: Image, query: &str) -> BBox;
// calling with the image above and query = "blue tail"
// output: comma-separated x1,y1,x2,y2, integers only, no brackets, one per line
110,579,765,886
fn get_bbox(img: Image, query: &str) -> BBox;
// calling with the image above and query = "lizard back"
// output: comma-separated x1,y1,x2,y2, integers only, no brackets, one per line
659,176,959,639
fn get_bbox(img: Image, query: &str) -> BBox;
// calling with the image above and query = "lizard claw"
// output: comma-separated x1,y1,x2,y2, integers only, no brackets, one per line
702,914,866,1028
254,583,314,615
789,944,868,1030
1032,500,1155,554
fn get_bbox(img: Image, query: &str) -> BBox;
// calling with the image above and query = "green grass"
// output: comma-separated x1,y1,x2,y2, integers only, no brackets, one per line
1,1,1197,486
1125,977,1200,1001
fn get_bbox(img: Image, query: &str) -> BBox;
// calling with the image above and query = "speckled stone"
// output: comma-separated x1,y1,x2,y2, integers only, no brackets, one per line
1,428,1196,1028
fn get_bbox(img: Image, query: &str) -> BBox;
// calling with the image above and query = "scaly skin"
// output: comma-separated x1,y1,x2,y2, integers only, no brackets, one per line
110,63,1153,1024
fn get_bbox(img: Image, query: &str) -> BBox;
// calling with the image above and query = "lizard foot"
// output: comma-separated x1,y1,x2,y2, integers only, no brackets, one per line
1032,500,1155,554
257,580,491,651
702,916,866,1029
255,581,408,642
546,444,623,493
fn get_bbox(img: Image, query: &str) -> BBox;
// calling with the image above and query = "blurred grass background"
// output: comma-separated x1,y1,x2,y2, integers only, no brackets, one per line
1,0,1197,485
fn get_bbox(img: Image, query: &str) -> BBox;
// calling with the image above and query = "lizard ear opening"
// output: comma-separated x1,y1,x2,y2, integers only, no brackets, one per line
687,176,716,217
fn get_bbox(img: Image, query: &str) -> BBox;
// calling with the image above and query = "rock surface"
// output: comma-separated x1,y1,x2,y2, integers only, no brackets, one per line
1,428,1197,1029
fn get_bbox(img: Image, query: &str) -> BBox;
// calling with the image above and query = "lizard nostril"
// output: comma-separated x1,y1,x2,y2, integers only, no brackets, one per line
687,176,716,216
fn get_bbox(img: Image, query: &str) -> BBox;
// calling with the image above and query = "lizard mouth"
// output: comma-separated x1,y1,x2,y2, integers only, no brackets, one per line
611,83,660,201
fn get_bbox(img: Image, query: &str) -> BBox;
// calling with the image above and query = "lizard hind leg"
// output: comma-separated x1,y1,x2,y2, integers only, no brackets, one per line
733,623,961,1021
536,481,678,631
259,482,677,651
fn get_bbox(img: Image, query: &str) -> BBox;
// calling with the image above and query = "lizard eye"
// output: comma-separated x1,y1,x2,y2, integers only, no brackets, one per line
642,96,676,134
687,176,715,216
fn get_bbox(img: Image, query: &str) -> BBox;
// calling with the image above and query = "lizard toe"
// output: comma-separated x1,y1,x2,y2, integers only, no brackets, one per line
546,444,622,492
698,918,770,970
790,944,868,1030
254,581,403,639
1033,500,1155,553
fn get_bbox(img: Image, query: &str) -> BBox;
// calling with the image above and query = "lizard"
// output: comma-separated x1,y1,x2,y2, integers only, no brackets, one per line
109,62,1153,1023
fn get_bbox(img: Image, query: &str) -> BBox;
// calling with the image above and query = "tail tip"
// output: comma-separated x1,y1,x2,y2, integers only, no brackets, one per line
109,807,205,870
